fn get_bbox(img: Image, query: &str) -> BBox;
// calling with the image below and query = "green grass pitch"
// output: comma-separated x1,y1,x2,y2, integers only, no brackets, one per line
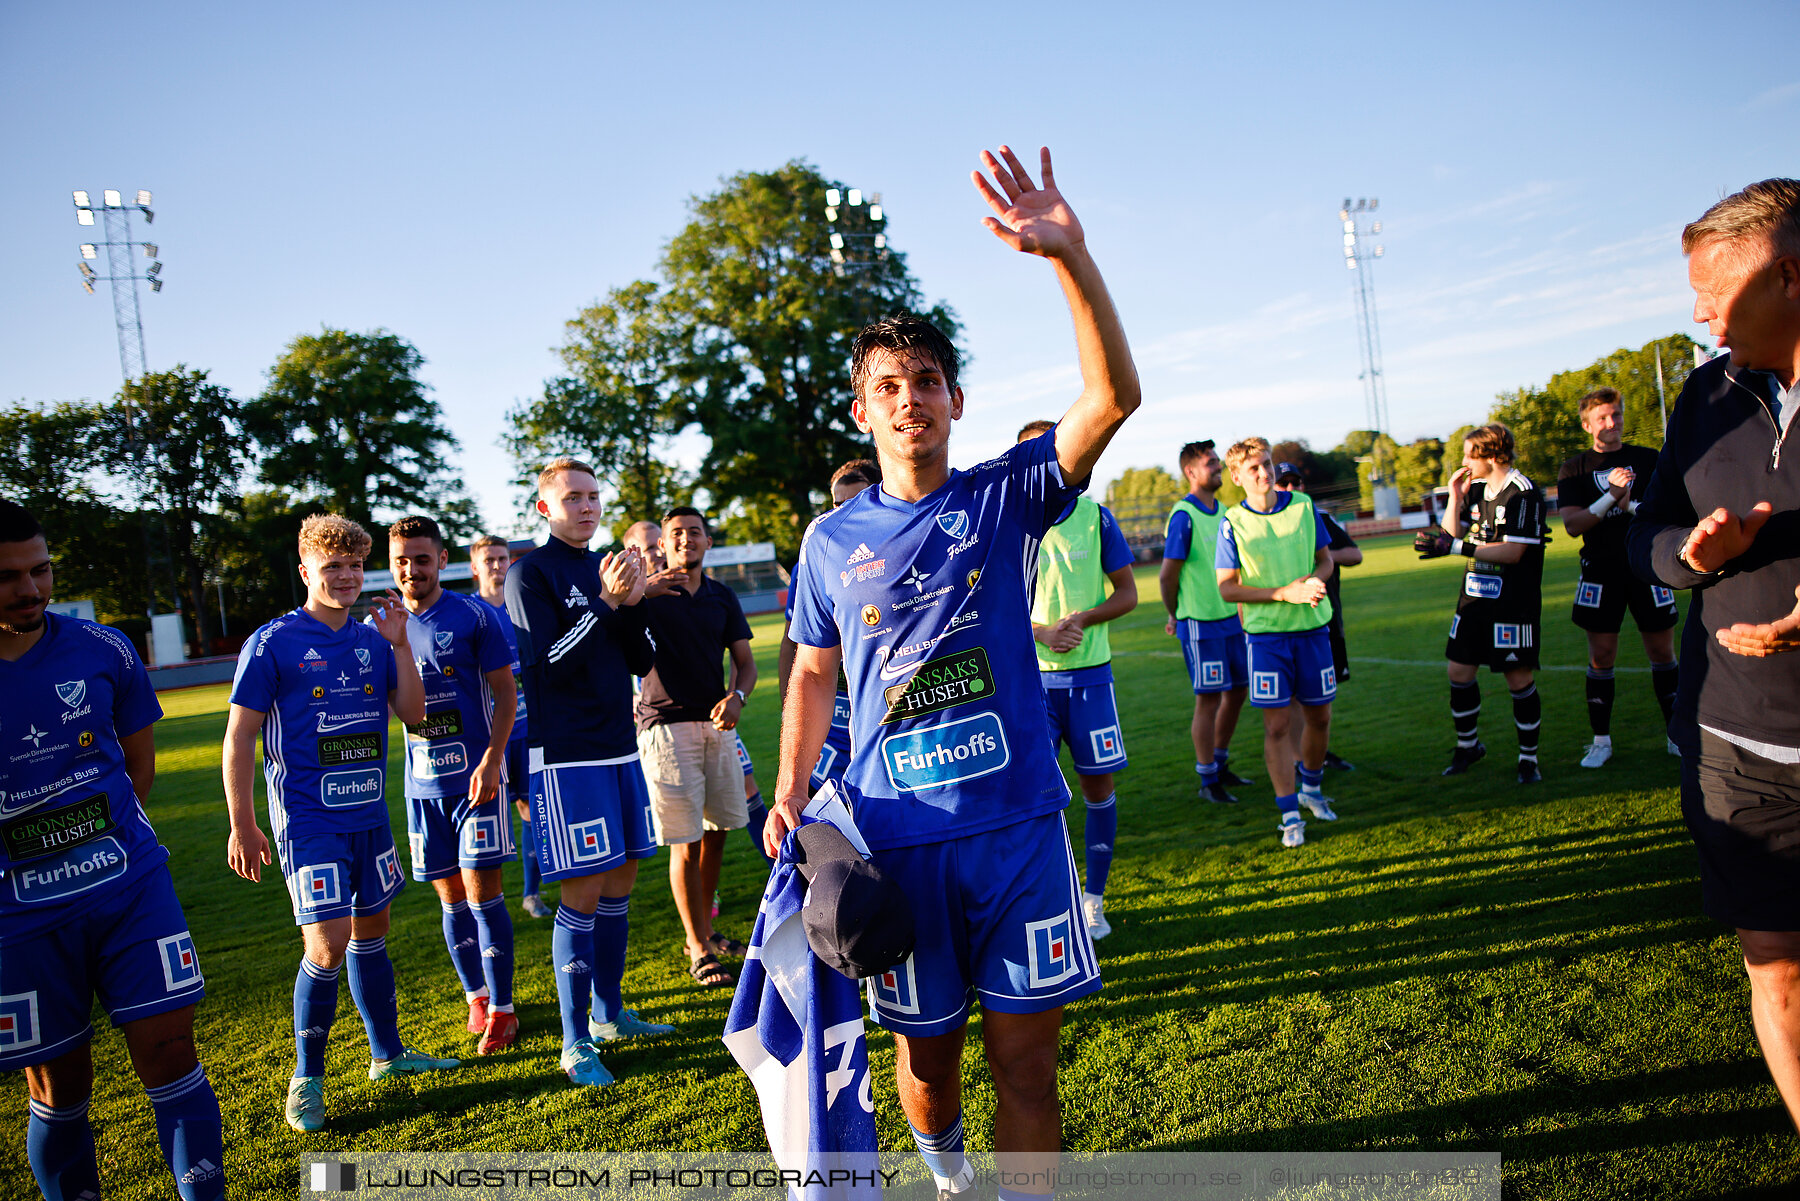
4,526,1795,1198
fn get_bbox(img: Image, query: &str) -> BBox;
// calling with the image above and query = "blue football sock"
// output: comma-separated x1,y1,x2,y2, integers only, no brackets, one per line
1196,760,1220,786
590,896,630,1026
517,810,542,896
553,905,596,1050
1083,791,1117,897
146,1064,225,1200
293,957,340,1078
1298,765,1324,792
1275,793,1302,816
473,894,515,1012
27,1097,98,1201
744,790,774,865
1213,747,1232,772
440,900,486,999
346,936,405,1062
910,1112,972,1191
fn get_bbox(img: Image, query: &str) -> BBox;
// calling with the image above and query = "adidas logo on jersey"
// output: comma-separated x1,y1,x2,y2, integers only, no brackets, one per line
565,585,588,609
846,543,875,565
303,648,321,661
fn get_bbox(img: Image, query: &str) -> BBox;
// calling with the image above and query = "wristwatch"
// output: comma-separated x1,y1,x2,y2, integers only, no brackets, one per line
731,688,747,704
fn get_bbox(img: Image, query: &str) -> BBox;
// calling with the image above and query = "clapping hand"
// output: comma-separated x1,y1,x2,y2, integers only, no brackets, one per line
1606,467,1634,498
1718,583,1800,658
972,146,1085,261
599,548,646,607
1683,501,1773,574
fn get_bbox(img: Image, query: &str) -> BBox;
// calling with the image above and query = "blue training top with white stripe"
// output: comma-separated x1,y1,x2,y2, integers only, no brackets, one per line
230,608,400,841
788,429,1080,851
0,614,166,945
396,590,514,800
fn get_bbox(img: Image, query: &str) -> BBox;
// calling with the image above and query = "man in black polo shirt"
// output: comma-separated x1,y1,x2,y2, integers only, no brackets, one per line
636,507,757,988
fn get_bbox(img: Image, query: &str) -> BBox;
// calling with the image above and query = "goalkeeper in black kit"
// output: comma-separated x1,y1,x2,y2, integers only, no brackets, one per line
1416,423,1549,784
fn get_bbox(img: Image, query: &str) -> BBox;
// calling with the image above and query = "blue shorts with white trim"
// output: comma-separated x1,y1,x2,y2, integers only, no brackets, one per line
529,755,658,881
1178,617,1248,694
405,792,517,881
0,867,206,1070
279,824,406,925
1246,626,1337,709
1043,681,1129,775
865,813,1102,1038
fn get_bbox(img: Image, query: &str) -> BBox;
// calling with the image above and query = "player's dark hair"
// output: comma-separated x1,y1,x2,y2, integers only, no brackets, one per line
663,505,710,536
0,499,44,545
830,459,880,489
388,515,444,547
1464,422,1515,466
1579,386,1622,417
1016,420,1055,442
850,315,961,399
1178,440,1216,469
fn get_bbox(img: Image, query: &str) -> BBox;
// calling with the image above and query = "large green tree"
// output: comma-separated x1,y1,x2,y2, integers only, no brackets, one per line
105,367,245,653
504,281,695,540
1392,438,1445,506
245,328,479,542
1489,333,1702,484
0,400,148,624
658,161,956,560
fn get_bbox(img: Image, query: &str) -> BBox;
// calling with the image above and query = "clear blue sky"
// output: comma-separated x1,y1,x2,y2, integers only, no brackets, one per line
4,1,1795,531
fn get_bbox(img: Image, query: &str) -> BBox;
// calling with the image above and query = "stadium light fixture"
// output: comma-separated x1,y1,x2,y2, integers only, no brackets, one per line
830,248,844,264
874,234,886,249
82,279,95,294
80,244,98,259
829,232,845,250
73,190,91,208
147,261,163,276
79,262,96,279
144,243,158,258
825,206,838,222
104,189,122,207
150,278,163,292
77,208,95,226
869,204,883,221
826,188,841,207
847,189,862,206
136,190,152,207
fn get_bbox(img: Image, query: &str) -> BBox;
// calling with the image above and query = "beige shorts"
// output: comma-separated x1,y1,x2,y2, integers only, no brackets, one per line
637,721,749,844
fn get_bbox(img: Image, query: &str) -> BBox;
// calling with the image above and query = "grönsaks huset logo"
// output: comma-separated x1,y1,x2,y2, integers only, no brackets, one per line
881,711,1009,792
879,647,993,725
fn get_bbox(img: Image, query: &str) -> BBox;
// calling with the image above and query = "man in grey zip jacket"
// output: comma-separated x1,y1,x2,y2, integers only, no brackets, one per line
1627,177,1800,1131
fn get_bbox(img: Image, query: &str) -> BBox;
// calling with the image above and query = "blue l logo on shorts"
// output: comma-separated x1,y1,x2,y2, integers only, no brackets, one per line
881,711,1009,793
0,992,41,1051
157,932,203,990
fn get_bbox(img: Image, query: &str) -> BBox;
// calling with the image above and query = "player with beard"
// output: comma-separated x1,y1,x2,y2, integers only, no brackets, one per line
471,534,551,918
1416,424,1549,784
1161,439,1254,804
388,516,519,1054
1555,387,1680,766
225,514,458,1132
771,145,1139,1195
0,499,225,1200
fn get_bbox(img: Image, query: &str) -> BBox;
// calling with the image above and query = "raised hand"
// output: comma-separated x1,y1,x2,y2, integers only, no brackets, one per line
599,549,645,607
1606,467,1634,497
972,145,1085,260
371,590,410,646
1415,528,1455,559
1447,466,1472,501
1683,501,1773,573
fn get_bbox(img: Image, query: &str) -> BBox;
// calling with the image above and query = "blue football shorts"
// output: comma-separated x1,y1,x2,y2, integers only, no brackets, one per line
1178,617,1248,694
278,824,406,926
1043,681,1128,776
528,756,658,881
734,733,755,778
405,791,517,882
865,812,1102,1038
0,867,206,1070
503,740,529,804
1246,627,1338,709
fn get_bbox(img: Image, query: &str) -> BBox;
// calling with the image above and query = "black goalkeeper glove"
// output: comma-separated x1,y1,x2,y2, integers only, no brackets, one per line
1415,529,1455,559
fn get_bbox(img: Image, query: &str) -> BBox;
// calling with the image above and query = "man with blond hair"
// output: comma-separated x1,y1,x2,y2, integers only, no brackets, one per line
1628,177,1800,1130
1556,387,1679,767
504,459,671,1088
1216,437,1339,847
225,514,458,1132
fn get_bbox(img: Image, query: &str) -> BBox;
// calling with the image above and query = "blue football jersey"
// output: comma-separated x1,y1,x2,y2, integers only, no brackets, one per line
785,587,853,758
481,596,528,747
789,430,1080,851
394,591,513,800
0,614,166,945
230,608,400,840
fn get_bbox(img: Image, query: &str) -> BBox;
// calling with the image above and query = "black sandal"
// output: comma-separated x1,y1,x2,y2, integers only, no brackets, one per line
688,952,734,988
707,931,748,958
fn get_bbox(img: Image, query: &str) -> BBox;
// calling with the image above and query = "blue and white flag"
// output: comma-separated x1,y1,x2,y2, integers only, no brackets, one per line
723,791,881,1199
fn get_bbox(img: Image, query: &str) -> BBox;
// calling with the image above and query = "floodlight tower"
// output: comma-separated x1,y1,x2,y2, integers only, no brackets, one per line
1339,197,1393,502
823,186,888,277
72,189,163,404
